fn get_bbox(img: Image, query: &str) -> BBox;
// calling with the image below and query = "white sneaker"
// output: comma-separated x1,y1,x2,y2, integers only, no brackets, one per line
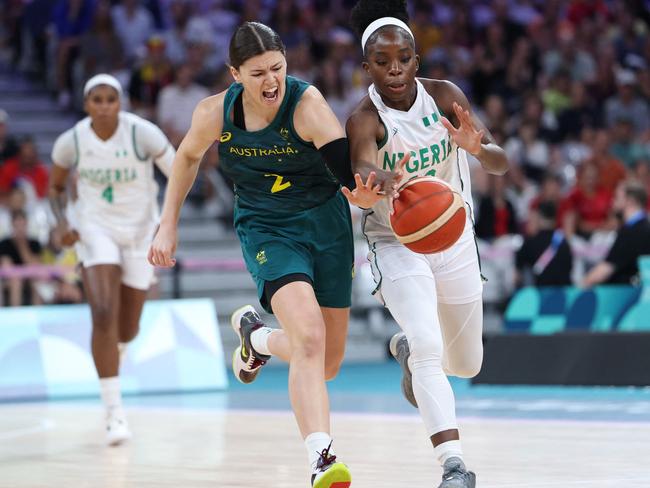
106,410,132,446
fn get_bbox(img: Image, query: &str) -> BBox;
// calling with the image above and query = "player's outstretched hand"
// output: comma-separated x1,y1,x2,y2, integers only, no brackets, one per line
441,102,483,156
342,172,383,209
148,223,177,268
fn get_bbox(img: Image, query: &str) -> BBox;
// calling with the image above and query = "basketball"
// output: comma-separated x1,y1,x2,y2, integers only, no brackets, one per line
390,176,466,254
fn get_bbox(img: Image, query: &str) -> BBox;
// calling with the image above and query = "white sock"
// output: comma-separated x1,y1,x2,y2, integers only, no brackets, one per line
434,439,463,465
99,376,123,415
305,431,332,472
250,327,276,356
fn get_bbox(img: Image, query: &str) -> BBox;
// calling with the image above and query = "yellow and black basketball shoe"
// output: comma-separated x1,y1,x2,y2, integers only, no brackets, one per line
230,305,271,384
311,442,351,488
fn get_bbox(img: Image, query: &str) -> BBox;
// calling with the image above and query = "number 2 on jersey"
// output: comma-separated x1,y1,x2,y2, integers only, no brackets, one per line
102,185,114,203
265,173,292,193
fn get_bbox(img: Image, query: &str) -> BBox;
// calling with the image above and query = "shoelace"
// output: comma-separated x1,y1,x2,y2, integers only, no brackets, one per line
315,441,337,472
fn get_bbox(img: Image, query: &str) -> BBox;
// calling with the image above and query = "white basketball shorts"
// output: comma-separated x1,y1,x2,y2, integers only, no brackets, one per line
75,220,156,290
368,219,483,305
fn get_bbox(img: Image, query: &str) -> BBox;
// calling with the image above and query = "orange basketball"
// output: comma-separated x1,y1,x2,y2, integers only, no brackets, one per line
390,176,466,254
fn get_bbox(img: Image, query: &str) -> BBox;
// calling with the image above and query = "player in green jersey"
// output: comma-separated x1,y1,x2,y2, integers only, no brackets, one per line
148,21,398,488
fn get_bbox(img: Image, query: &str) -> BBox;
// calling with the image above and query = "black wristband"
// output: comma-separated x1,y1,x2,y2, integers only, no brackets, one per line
318,137,354,188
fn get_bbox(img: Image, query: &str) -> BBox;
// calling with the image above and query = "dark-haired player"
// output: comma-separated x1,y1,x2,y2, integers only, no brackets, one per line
347,1,509,486
148,20,396,488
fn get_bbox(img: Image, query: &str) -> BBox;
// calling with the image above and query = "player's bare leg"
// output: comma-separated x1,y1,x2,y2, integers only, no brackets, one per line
82,265,132,446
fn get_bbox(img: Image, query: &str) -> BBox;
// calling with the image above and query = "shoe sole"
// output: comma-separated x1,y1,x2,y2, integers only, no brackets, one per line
389,333,418,408
312,462,351,488
106,431,132,447
230,305,261,385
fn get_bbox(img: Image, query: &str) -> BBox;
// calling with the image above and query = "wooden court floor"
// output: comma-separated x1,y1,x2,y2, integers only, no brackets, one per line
1,402,650,488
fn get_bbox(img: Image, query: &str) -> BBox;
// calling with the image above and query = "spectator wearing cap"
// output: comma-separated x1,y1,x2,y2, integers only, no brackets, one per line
0,137,49,200
0,109,19,163
128,35,174,121
582,181,650,287
605,69,650,134
516,201,573,287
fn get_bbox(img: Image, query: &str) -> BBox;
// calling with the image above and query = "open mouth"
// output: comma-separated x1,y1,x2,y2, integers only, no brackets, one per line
387,82,407,93
262,87,279,103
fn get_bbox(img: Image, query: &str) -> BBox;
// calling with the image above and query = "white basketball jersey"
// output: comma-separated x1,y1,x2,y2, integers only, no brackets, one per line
363,79,474,244
52,112,171,239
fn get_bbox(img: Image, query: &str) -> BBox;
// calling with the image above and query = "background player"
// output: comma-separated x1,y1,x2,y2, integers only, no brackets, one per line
347,1,509,486
147,21,393,488
49,74,175,446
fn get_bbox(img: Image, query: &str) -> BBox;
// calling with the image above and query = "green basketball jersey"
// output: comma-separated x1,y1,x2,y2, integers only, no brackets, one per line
218,76,339,216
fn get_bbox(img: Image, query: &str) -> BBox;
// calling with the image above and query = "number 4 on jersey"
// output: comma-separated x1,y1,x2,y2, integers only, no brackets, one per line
102,185,114,203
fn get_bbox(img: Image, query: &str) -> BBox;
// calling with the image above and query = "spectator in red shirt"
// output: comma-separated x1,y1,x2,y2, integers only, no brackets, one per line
560,162,615,238
475,174,519,240
0,137,49,199
589,129,627,193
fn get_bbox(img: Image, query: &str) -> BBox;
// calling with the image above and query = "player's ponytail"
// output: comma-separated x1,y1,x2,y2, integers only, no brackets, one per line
229,22,286,69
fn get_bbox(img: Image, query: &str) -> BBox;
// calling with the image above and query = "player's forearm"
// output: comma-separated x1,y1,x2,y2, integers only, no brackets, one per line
48,188,68,226
159,152,202,226
475,144,508,176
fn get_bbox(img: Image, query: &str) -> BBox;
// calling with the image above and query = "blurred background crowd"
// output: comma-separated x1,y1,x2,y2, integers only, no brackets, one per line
1,0,649,313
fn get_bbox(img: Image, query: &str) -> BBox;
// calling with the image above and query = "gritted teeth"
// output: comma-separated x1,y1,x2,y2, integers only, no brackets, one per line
263,87,278,99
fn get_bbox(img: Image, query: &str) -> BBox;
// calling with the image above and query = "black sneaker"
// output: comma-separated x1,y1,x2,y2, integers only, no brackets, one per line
310,442,351,488
439,457,476,488
230,305,271,384
389,332,417,408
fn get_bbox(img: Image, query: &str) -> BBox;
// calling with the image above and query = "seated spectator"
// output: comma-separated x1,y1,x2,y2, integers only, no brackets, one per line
605,69,649,135
128,35,174,121
610,117,649,168
156,63,209,147
0,137,49,199
80,0,126,81
0,209,42,306
560,162,614,238
39,227,82,305
475,174,518,240
503,121,550,183
582,181,650,287
516,201,573,287
588,129,627,193
0,109,19,162
52,0,96,108
111,0,154,63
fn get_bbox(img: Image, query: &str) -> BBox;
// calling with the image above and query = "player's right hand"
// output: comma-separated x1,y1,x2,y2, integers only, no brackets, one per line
148,223,177,268
59,223,80,247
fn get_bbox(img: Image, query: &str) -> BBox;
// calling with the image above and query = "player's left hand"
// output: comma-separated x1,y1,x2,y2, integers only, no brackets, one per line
342,172,383,209
441,102,483,156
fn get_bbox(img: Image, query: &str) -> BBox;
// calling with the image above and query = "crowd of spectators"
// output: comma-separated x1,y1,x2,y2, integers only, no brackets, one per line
1,0,650,307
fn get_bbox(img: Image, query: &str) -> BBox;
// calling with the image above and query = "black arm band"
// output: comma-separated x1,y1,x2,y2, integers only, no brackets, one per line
318,137,355,188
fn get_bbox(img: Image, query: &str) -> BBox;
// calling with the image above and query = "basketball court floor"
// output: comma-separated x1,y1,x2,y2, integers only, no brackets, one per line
2,362,650,488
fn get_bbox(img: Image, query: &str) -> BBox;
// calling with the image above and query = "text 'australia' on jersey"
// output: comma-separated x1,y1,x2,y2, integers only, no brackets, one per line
217,76,339,216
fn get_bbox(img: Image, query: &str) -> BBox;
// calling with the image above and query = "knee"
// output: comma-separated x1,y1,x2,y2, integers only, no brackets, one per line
291,326,326,360
446,356,482,378
324,356,343,381
120,323,139,343
409,332,444,365
91,303,117,332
